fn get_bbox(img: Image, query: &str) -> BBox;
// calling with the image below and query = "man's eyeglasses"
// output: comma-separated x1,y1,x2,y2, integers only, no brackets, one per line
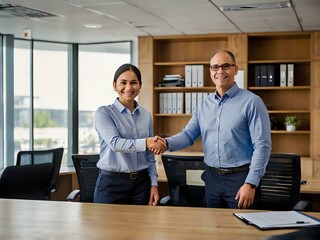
209,63,235,71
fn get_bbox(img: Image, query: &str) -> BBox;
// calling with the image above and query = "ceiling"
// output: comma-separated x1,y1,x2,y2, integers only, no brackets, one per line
0,0,320,44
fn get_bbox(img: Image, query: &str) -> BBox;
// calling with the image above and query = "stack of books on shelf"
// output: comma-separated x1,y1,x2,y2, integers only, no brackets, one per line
158,74,185,87
255,64,294,87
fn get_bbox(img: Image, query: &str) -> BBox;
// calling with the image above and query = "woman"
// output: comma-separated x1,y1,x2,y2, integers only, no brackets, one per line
94,63,166,205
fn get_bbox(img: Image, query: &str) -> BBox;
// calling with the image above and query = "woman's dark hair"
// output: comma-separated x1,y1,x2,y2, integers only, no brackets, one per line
113,63,142,85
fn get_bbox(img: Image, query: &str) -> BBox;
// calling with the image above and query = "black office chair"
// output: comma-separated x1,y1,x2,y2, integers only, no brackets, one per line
160,154,206,207
66,154,100,202
0,163,54,200
259,153,309,211
16,147,64,199
266,227,320,240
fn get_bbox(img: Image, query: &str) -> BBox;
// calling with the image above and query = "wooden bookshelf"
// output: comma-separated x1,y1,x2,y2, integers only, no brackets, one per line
248,32,312,162
138,31,320,176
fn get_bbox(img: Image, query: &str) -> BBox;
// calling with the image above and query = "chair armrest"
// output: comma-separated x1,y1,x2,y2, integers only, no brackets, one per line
66,189,81,201
159,195,172,206
292,200,311,211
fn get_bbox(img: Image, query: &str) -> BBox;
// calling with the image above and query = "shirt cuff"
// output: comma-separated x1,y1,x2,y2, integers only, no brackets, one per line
150,175,158,187
245,169,260,187
136,138,147,151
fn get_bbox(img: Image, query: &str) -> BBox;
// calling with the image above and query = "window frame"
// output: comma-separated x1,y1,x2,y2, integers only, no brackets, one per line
0,34,132,168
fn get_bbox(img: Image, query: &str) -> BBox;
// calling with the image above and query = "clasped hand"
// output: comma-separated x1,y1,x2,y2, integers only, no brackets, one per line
147,136,167,155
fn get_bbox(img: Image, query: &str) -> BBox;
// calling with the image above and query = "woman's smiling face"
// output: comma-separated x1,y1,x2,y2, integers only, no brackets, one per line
113,70,141,103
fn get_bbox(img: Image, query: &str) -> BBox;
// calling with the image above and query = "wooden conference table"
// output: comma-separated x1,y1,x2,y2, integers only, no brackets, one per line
1,199,320,240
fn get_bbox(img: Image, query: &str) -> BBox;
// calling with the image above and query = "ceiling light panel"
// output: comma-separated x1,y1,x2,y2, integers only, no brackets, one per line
0,4,57,18
219,1,290,12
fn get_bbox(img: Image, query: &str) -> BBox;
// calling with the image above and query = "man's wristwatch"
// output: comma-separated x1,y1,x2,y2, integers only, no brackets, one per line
246,182,256,189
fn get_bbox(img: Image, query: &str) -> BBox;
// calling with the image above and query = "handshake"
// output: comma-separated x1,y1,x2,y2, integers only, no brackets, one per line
147,136,167,155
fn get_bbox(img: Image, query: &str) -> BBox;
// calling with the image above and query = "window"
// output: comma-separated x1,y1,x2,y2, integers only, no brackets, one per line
14,40,31,155
14,41,69,164
1,37,132,168
33,42,69,162
78,42,131,154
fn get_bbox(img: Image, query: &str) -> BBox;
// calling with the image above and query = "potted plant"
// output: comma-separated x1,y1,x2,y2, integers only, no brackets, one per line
284,115,299,132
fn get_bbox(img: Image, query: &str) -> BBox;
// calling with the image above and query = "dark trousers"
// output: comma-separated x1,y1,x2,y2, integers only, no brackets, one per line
201,168,260,208
94,170,151,205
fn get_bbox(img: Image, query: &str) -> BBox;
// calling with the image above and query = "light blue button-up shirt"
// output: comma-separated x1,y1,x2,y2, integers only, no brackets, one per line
166,83,272,186
95,99,158,186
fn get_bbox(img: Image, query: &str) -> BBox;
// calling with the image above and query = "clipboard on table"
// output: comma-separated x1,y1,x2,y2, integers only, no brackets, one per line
233,211,320,230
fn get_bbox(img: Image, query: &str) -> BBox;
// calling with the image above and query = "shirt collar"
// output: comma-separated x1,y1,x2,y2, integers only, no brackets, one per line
214,82,239,100
114,98,140,113
227,82,239,98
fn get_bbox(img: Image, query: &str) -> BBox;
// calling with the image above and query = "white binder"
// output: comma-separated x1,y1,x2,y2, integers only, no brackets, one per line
172,92,177,114
197,65,204,87
163,93,168,114
159,93,164,113
191,92,197,113
167,92,173,114
185,65,192,87
185,92,191,114
197,91,203,107
280,64,287,87
287,64,294,86
177,92,184,114
192,65,198,87
235,69,245,89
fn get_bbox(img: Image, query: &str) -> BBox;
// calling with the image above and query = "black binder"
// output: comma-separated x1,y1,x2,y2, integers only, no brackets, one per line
268,64,280,86
260,65,268,86
267,64,275,86
255,65,261,86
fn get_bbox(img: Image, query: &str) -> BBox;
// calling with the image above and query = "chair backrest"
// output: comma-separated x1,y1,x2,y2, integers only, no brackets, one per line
0,163,54,200
259,153,301,210
72,154,100,202
161,154,206,207
16,147,64,197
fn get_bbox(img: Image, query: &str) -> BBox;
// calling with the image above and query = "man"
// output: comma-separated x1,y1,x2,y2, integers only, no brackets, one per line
152,50,271,209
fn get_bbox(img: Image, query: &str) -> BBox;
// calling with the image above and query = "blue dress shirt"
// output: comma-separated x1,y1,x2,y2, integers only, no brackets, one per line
95,98,158,186
166,83,272,186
